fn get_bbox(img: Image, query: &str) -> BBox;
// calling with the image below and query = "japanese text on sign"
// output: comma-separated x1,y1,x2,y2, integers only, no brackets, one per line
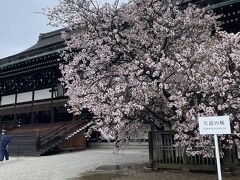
198,116,231,135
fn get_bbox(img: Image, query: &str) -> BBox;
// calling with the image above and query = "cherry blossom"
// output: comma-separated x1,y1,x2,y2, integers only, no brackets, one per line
45,0,240,156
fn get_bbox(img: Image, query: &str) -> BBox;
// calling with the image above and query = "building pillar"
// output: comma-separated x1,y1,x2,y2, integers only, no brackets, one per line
14,113,17,121
31,112,35,124
31,90,35,124
0,115,1,122
51,108,55,123
35,112,39,124
50,86,57,123
13,93,17,122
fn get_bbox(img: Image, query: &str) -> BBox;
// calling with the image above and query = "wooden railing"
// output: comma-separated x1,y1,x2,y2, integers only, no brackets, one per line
149,131,239,172
37,111,93,153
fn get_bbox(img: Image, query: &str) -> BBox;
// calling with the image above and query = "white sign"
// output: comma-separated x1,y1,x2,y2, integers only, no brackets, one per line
198,115,231,180
198,115,231,135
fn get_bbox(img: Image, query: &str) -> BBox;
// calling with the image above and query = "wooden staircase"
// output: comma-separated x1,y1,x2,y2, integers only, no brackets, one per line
9,134,38,156
8,112,94,156
38,113,93,155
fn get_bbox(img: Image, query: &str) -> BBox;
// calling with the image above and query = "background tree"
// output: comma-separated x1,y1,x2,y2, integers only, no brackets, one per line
45,0,240,155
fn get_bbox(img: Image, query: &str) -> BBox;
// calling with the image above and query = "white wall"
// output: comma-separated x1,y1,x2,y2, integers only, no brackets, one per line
34,88,52,101
17,92,33,103
0,87,63,105
1,94,15,105
57,84,64,97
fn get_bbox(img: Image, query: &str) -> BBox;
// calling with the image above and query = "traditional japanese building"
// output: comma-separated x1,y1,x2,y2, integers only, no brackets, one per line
0,29,90,156
0,29,67,125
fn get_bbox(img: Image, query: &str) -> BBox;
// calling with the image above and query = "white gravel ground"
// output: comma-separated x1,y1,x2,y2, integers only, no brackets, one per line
0,148,149,180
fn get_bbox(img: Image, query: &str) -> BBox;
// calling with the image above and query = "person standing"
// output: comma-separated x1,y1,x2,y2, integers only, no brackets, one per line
0,129,10,161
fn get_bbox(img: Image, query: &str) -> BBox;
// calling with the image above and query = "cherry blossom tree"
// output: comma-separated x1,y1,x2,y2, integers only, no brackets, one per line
45,0,240,155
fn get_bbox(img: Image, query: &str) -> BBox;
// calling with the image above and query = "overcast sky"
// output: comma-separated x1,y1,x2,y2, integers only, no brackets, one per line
0,0,127,59
0,0,61,59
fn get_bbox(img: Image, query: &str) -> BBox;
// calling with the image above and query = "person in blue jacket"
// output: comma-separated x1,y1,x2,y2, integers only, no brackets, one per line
0,129,10,161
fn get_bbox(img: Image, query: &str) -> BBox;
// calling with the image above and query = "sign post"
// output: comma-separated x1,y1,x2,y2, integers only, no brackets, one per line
198,115,231,180
214,134,222,180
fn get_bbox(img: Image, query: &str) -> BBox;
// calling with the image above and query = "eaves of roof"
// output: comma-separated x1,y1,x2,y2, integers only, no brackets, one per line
206,0,240,10
0,28,65,68
0,47,64,69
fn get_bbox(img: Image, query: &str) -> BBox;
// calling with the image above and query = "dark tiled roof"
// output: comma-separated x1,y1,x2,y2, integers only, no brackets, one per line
0,28,65,67
181,0,240,8
23,28,65,53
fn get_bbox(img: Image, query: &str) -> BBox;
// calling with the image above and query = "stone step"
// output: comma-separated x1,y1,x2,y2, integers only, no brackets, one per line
8,135,39,157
